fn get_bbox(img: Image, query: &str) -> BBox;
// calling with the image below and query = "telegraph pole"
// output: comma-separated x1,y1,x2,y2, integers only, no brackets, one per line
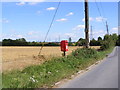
59,35,60,42
106,21,109,35
90,25,93,40
84,0,89,48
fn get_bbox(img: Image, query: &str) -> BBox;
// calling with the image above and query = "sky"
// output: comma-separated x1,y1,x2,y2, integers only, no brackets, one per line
0,1,118,42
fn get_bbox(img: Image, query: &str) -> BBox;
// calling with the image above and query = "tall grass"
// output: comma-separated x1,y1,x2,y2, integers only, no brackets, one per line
2,47,114,88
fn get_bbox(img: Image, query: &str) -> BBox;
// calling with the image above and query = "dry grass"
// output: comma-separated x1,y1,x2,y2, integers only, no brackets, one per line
1,46,100,72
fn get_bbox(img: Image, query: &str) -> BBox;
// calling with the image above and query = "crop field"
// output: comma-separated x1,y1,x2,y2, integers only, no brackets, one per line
1,46,100,72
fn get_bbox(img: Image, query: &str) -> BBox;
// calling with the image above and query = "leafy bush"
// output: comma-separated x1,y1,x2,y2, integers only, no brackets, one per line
72,48,98,59
116,35,120,46
90,39,101,46
100,34,117,51
100,41,111,50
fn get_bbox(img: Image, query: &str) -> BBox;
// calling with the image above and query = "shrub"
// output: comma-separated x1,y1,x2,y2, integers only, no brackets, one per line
72,48,98,59
100,41,110,50
100,34,116,51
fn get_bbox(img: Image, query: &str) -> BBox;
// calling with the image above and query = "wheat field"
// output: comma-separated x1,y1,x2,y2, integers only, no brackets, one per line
1,46,100,72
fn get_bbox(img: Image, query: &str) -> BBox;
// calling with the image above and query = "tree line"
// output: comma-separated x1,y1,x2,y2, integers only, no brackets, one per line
1,38,60,46
1,34,120,47
76,33,120,47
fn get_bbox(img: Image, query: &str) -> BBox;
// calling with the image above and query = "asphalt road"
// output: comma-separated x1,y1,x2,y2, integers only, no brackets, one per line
59,47,119,88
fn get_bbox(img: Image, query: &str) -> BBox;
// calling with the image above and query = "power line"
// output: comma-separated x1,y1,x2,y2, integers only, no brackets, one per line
95,0,110,35
99,0,110,35
99,0,106,18
95,0,102,18
38,0,61,56
94,0,106,26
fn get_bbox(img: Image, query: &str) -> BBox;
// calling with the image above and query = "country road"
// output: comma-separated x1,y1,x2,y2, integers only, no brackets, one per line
59,47,119,88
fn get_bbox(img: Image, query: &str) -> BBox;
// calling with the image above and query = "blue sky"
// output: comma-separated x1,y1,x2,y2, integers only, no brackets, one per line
1,1,118,42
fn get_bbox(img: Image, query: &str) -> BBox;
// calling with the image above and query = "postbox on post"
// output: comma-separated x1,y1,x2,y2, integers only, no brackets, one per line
60,40,68,56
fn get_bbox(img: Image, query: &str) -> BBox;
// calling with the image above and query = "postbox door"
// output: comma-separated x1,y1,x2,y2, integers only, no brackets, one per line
60,40,68,51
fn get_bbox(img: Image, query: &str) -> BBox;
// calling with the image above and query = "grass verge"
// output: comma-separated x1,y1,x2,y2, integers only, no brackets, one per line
2,47,114,88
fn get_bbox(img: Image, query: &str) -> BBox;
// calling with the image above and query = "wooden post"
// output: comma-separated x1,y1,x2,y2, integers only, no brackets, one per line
85,0,89,48
63,51,66,56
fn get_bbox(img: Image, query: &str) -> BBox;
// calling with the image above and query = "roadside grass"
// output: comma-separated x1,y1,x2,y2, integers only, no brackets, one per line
0,74,2,90
2,47,114,88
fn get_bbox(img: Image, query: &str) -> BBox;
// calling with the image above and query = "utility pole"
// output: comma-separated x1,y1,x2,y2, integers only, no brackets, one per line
59,35,60,42
84,0,89,48
106,21,109,35
90,25,93,40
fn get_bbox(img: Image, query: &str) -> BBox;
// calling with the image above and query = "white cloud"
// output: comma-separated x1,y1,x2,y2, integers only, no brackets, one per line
16,35,23,38
18,0,45,2
92,30,106,39
82,18,85,22
82,17,107,22
92,27,118,39
56,18,68,22
46,7,56,11
28,0,45,2
16,0,45,6
112,27,118,31
26,31,43,41
118,26,120,35
82,17,94,22
28,2,39,5
2,31,42,41
110,27,118,34
96,17,107,22
1,0,118,2
1,33,25,40
66,12,74,16
37,10,41,14
65,33,76,38
16,2,39,5
1,18,9,23
93,30,105,35
28,31,38,35
73,25,85,30
16,2,25,5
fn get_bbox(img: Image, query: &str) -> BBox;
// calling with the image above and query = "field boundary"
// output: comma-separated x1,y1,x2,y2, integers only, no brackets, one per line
2,46,100,72
2,47,114,88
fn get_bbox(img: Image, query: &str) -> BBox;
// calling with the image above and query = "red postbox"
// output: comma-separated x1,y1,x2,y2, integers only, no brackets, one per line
60,40,68,52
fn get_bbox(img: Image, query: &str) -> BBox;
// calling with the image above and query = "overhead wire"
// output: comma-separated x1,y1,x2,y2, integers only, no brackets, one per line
99,0,110,35
99,0,106,18
95,0,110,35
94,0,106,27
38,0,62,56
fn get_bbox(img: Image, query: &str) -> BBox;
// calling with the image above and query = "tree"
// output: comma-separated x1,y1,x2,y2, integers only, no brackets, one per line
69,37,72,43
116,35,120,46
100,34,117,50
76,38,86,46
16,38,26,42
2,38,28,46
97,37,102,46
111,33,118,44
90,38,100,46
68,37,73,46
2,39,12,46
98,37,102,41
103,34,111,41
